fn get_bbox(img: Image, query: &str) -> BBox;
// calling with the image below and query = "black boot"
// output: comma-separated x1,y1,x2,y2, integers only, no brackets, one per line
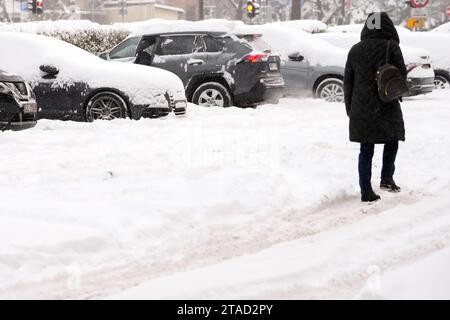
361,190,381,203
380,178,401,193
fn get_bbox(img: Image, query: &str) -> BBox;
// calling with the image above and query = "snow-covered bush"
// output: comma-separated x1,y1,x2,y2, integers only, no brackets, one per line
41,29,130,55
0,20,131,55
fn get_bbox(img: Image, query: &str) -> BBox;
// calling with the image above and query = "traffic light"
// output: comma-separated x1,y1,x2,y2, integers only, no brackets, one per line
247,1,260,19
27,0,36,14
36,0,44,14
28,0,44,14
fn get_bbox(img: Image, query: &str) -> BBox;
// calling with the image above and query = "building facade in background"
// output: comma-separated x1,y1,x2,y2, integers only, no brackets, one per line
101,1,184,23
161,0,200,20
0,0,185,23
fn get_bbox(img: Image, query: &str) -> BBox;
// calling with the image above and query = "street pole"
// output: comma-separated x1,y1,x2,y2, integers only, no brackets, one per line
199,0,204,20
300,0,302,20
291,0,301,20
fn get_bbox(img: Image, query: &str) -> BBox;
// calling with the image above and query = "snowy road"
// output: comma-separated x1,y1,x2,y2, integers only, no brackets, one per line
1,91,449,299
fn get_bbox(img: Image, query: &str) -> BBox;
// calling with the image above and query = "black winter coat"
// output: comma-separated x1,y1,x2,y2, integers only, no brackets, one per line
344,12,407,144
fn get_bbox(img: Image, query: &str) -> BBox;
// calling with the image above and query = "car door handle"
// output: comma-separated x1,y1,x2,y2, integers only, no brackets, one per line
188,59,205,66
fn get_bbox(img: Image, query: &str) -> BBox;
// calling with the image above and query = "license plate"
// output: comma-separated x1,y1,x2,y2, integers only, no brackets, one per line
269,62,278,71
23,103,37,113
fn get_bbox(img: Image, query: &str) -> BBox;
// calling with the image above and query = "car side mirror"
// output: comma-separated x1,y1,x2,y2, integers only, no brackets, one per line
99,52,109,60
288,52,304,62
40,65,59,79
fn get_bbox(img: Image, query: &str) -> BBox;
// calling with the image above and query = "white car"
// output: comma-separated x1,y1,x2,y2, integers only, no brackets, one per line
314,32,436,95
0,32,187,121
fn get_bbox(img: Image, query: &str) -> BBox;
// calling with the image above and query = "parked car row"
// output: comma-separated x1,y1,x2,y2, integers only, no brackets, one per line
250,23,436,102
100,30,285,108
1,20,445,131
0,32,188,131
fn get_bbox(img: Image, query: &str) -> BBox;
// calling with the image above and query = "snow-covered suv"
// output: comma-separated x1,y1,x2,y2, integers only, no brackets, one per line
101,31,285,108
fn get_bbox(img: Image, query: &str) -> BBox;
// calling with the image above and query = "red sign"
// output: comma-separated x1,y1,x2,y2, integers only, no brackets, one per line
447,7,450,17
411,0,430,9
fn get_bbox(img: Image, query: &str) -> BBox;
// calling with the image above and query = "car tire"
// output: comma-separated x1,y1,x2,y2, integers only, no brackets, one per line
86,91,127,122
315,78,345,103
434,73,450,90
192,82,232,108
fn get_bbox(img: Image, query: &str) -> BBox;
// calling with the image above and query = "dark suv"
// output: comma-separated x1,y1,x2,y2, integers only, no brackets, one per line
101,31,284,108
0,70,37,131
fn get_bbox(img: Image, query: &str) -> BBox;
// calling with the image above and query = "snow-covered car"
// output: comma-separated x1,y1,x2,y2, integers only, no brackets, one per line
0,32,187,122
100,29,284,108
314,32,436,95
232,24,349,102
0,70,37,131
322,24,450,90
431,22,450,33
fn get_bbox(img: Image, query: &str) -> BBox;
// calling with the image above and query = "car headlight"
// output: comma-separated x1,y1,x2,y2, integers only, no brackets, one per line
153,93,170,108
406,63,419,73
0,82,12,95
0,82,31,98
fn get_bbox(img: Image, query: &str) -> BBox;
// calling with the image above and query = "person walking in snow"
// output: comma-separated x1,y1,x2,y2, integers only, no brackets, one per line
344,12,407,203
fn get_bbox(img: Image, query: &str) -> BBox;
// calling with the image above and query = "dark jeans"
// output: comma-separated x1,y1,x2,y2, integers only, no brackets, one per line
359,141,399,193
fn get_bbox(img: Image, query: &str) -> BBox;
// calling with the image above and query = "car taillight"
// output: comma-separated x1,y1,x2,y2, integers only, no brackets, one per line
243,53,268,63
406,63,419,73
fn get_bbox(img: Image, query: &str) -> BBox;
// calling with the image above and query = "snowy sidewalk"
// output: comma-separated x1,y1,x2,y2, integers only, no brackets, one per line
0,91,449,299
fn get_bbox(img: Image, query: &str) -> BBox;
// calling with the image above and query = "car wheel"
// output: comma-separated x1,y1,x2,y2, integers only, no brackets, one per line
434,75,450,90
316,78,345,103
192,82,232,108
86,91,127,122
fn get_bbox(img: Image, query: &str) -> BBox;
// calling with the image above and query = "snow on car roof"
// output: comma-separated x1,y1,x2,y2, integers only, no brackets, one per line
0,32,185,105
0,69,23,82
431,22,450,33
273,19,328,34
327,24,411,34
127,19,240,37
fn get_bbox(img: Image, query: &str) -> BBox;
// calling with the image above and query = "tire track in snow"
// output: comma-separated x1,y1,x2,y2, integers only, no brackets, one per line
0,189,434,299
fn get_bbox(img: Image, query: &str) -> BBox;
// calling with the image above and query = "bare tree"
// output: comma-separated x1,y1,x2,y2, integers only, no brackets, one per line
236,0,245,20
291,0,302,20
199,0,204,20
0,0,11,22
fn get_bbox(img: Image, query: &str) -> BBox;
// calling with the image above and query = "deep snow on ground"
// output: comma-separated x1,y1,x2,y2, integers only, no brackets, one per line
0,91,449,299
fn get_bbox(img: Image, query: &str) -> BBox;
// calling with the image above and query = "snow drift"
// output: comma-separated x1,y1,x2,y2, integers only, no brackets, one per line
1,90,449,299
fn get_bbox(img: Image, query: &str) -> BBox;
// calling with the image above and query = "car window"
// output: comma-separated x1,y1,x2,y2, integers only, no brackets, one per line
109,37,140,60
159,36,204,56
203,36,223,53
240,35,272,53
137,36,158,55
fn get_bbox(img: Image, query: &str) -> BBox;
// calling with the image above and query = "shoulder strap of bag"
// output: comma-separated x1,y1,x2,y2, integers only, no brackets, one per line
385,40,390,64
